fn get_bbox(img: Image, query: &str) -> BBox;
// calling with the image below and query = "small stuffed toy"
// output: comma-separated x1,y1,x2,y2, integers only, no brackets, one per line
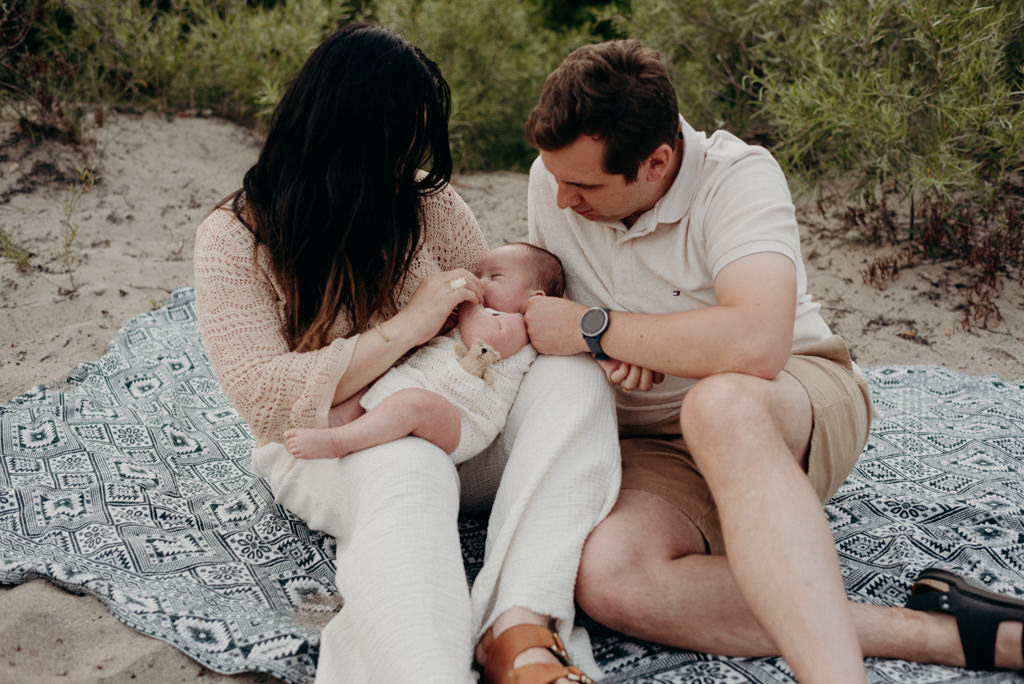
454,338,502,386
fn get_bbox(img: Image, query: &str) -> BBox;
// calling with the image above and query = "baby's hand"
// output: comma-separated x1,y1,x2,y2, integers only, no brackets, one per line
401,270,483,344
487,311,529,358
458,304,528,358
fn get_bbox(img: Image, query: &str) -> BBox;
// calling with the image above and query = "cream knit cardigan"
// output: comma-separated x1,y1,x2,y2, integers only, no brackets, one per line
192,186,488,444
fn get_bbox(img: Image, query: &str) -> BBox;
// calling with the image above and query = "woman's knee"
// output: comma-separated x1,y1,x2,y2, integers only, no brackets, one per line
368,438,460,495
279,439,459,533
515,355,613,419
504,354,618,463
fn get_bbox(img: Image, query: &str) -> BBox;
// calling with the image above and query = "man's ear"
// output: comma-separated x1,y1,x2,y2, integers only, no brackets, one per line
642,143,674,182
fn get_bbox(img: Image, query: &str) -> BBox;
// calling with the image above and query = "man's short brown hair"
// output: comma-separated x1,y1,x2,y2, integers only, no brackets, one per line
525,39,679,183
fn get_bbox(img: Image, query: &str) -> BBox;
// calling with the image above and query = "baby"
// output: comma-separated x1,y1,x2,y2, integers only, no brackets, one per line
284,242,565,463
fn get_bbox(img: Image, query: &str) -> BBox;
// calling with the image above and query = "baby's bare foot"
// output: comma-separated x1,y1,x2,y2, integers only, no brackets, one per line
284,428,346,459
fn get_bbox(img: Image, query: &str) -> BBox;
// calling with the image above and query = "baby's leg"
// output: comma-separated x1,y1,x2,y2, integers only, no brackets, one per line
285,388,461,459
328,388,369,427
285,390,366,458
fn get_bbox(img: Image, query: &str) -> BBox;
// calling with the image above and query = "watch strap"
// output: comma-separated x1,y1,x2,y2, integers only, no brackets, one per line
584,335,609,361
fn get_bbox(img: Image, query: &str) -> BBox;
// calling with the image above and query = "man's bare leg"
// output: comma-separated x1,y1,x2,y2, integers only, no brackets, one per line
577,490,1024,670
676,371,864,681
285,388,460,459
577,372,1024,679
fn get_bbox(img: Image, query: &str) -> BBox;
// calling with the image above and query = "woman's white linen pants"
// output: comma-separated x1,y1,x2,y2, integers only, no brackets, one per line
251,354,621,683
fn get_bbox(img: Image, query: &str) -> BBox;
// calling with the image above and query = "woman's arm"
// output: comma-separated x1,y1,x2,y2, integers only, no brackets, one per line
331,269,486,404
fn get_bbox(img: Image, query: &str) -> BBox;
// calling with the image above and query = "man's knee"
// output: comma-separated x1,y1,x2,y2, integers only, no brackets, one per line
576,493,705,630
576,519,648,628
680,372,812,472
679,374,785,470
680,373,770,435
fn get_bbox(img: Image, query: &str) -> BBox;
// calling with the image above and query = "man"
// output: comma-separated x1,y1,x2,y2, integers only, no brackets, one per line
521,38,1024,683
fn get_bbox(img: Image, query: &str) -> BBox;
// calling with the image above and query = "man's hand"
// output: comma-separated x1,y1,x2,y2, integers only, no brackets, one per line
525,295,664,391
597,359,664,392
522,295,589,356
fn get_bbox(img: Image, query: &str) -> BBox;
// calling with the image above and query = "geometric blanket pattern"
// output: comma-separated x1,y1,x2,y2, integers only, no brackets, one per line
1,287,1022,683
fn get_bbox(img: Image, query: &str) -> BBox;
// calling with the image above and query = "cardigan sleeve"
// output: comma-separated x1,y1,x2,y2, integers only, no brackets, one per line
193,208,356,444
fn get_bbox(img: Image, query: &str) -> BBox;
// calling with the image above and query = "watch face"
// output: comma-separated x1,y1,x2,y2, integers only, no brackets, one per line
581,307,609,337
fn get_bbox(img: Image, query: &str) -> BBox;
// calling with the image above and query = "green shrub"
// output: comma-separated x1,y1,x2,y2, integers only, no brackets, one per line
3,0,588,169
534,0,624,38
755,1,1024,203
758,0,1024,327
616,0,828,138
621,1,1024,191
621,0,1024,327
0,227,32,272
20,0,353,124
364,0,589,170
1,0,87,142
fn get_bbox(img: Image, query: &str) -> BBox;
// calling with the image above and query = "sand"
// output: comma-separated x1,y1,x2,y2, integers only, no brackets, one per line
0,111,1021,683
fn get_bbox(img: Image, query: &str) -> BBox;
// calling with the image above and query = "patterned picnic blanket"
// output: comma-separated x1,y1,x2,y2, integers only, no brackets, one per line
1,287,1023,683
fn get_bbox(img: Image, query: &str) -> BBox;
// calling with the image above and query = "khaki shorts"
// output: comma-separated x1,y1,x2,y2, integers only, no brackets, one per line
620,335,872,555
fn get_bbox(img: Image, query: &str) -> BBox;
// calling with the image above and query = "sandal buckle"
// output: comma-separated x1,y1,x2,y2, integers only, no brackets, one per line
548,631,569,661
566,668,595,683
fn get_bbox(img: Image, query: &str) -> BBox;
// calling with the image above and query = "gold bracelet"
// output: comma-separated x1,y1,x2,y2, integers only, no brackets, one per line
373,322,390,343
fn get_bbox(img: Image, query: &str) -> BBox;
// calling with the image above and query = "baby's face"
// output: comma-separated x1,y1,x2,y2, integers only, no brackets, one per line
475,245,543,314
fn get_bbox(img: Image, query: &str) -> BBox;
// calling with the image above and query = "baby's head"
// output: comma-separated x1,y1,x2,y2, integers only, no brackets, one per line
475,242,565,313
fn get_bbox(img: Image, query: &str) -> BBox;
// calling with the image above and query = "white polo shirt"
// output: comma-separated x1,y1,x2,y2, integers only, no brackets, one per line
528,116,833,426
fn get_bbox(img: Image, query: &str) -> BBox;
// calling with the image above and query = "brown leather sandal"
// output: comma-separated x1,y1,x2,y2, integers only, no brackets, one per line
478,623,595,684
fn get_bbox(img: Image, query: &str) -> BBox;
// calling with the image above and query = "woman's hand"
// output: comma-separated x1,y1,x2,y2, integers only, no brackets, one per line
395,269,484,346
596,358,664,392
333,269,482,407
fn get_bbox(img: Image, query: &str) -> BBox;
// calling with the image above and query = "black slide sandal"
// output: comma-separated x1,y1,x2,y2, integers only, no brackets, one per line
907,567,1024,670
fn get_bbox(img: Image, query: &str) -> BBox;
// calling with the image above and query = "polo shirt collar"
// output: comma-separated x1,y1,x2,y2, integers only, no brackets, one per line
620,116,703,238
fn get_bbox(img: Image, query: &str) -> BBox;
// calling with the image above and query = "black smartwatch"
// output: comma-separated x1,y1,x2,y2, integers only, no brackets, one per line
580,306,611,361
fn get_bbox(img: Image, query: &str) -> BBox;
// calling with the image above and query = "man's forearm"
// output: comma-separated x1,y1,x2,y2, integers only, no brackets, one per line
596,306,792,381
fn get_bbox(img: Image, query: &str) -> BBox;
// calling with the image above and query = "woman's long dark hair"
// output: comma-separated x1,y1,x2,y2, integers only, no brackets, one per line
236,22,453,351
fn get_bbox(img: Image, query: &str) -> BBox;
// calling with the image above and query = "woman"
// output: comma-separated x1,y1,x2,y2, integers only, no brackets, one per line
192,22,619,684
